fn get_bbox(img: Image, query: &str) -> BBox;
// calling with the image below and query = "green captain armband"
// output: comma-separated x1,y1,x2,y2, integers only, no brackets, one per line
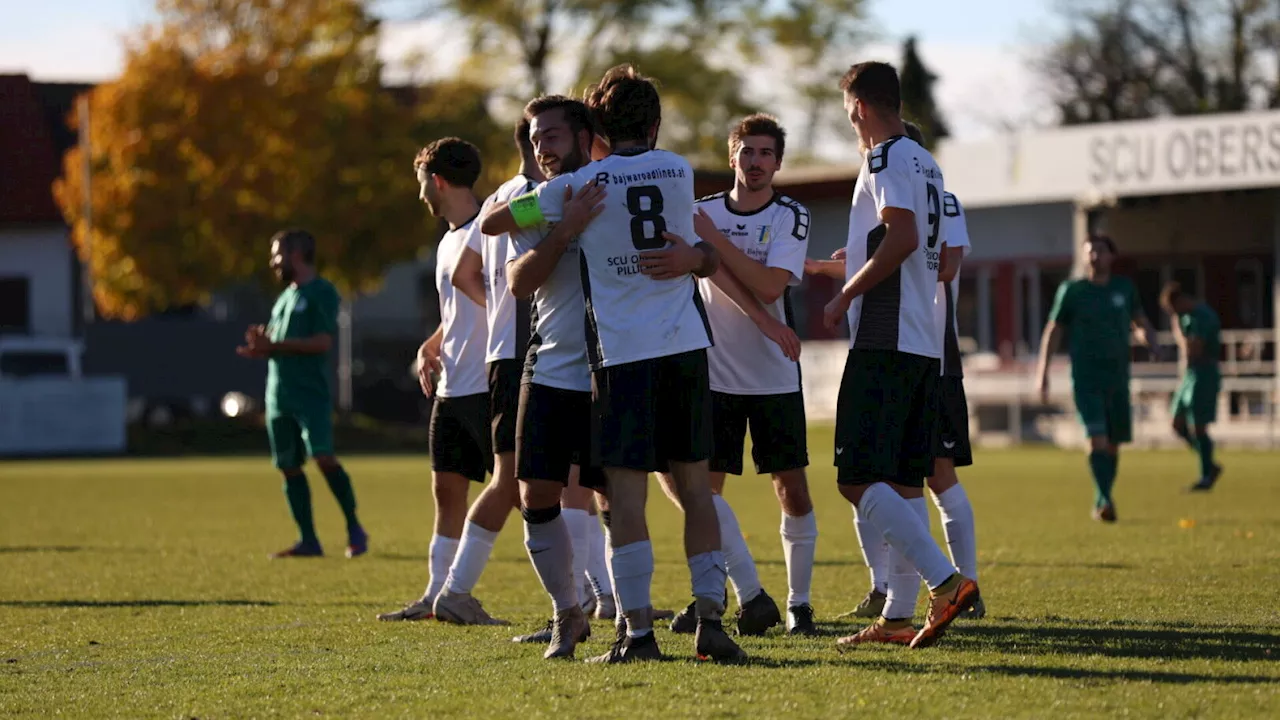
509,192,545,228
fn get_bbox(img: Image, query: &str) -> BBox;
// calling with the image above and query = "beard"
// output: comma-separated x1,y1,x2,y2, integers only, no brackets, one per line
542,144,586,178
278,265,296,285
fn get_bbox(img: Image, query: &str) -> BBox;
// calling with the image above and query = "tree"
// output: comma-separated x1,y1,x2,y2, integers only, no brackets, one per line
1039,0,1280,125
53,0,431,319
417,0,868,165
898,36,949,149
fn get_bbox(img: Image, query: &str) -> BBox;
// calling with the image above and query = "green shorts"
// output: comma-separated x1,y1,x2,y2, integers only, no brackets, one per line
1073,385,1132,445
267,406,335,469
1170,374,1220,427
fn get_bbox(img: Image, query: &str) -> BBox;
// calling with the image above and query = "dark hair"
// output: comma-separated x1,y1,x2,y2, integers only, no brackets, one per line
584,64,661,145
272,229,316,264
514,117,533,156
729,113,786,162
838,61,901,113
414,137,481,189
1086,234,1117,254
523,95,596,137
1160,281,1185,308
903,120,925,145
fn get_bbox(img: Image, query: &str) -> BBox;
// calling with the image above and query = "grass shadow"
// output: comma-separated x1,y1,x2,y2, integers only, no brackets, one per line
0,546,85,554
946,621,1280,663
856,658,1276,686
0,599,279,609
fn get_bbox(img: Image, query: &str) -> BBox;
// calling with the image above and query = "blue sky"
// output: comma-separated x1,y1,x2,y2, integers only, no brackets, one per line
0,0,1056,141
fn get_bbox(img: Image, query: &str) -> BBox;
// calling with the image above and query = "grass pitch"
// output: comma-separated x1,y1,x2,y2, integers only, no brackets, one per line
2,429,1278,718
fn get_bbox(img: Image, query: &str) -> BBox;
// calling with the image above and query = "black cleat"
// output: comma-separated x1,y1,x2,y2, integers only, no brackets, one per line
735,590,782,636
695,618,747,662
1188,464,1223,492
669,600,698,634
786,604,818,636
586,627,660,664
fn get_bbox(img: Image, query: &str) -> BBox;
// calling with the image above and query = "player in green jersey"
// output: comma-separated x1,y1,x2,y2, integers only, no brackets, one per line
237,229,367,559
1036,235,1160,523
1160,281,1224,492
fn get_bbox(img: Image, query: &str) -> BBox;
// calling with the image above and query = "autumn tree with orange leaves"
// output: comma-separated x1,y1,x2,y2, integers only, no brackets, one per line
54,0,450,320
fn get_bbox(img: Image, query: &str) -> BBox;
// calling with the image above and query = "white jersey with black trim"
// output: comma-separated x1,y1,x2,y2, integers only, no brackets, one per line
507,223,592,393
475,174,537,363
435,216,489,397
525,147,711,369
844,135,946,359
696,191,810,395
935,192,971,377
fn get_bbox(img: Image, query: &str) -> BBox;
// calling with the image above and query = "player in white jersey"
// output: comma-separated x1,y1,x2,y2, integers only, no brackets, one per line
663,114,817,638
821,121,986,629
483,65,744,664
820,62,978,650
377,138,509,626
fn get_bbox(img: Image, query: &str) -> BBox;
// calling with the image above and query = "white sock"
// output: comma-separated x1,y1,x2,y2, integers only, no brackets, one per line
562,508,592,605
712,494,762,605
611,540,654,636
857,483,955,590
444,521,498,594
424,534,460,604
524,509,578,613
586,515,612,598
853,507,889,593
779,511,818,607
882,497,929,620
933,484,978,581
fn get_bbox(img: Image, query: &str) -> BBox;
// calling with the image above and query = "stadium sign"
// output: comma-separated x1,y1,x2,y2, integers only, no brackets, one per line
937,109,1280,208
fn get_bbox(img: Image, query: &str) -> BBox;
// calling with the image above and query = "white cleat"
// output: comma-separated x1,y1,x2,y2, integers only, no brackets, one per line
433,590,509,626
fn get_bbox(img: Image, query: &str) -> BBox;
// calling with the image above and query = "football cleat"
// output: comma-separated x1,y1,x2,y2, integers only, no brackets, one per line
735,590,782,636
377,598,433,622
786,604,818,636
270,540,323,559
836,619,916,650
910,575,979,649
433,591,509,626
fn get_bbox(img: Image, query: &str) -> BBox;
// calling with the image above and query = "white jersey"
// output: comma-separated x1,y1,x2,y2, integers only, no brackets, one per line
525,148,711,369
508,223,592,392
475,174,537,363
435,217,489,398
935,192,971,377
695,191,810,395
845,135,946,359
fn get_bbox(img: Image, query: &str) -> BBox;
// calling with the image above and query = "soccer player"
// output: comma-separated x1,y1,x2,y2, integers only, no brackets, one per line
821,62,978,650
813,121,985,626
483,64,745,663
237,229,367,560
664,114,816,638
1160,282,1224,492
1036,235,1159,522
378,138,510,625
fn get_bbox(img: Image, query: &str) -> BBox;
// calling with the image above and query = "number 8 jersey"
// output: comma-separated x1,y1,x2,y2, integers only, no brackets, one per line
514,147,712,370
844,135,947,360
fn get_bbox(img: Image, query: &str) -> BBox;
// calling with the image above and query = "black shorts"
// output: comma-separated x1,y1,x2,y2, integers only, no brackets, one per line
429,393,492,483
710,391,808,476
488,359,521,455
592,350,712,473
933,375,973,468
516,382,606,491
834,349,940,488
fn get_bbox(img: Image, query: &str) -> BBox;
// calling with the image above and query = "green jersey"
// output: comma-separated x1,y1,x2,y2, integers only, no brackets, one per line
266,277,340,412
1048,276,1140,391
1179,302,1221,380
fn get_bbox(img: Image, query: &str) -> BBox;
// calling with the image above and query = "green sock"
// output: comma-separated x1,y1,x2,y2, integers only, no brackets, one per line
283,473,319,545
1195,434,1215,478
1087,451,1116,507
321,465,361,533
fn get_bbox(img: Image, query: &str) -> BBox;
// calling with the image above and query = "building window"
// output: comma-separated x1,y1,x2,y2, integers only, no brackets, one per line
0,277,31,335
955,274,979,349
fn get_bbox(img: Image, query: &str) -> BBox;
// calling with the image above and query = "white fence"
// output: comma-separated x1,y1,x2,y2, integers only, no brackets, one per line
799,329,1279,449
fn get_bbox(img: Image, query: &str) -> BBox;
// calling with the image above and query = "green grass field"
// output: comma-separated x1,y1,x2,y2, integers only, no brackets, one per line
2,429,1279,718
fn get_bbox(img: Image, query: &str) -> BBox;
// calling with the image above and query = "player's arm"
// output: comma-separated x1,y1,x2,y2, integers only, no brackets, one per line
416,324,443,397
452,241,487,308
821,207,918,329
1036,283,1071,401
803,257,844,280
707,267,800,361
266,335,333,355
638,233,719,280
693,208,792,304
481,176,580,236
507,183,606,299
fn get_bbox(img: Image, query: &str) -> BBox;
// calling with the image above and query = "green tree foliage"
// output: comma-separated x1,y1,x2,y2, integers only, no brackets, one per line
899,36,949,149
54,0,432,319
